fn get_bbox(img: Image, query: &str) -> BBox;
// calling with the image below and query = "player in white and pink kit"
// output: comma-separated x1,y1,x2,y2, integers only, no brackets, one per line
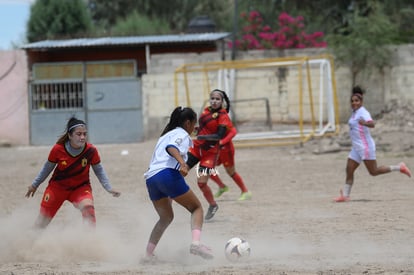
334,86,411,202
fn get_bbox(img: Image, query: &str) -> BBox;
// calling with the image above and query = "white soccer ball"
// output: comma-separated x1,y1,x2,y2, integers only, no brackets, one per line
224,237,251,262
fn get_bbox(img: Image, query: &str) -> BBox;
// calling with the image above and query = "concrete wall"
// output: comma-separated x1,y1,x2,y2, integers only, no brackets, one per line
0,50,29,145
144,45,414,138
2,45,414,144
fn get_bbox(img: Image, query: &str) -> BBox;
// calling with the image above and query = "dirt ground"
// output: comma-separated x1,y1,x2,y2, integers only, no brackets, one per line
1,115,414,274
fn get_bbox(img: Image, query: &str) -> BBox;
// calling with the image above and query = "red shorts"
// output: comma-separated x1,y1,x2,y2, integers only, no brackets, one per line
217,142,235,167
189,143,219,169
40,183,94,218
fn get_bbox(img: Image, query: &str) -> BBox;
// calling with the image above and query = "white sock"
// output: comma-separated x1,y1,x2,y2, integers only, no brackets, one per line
390,165,400,172
343,183,352,197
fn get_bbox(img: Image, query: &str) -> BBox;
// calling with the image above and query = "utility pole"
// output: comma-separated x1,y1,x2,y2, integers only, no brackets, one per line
231,0,238,60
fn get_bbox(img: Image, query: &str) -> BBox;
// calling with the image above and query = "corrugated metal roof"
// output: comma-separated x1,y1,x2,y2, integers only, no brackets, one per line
21,32,230,49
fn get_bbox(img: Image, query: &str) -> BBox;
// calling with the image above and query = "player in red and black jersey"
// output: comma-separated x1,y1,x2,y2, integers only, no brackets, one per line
25,117,120,228
186,89,234,220
210,125,252,201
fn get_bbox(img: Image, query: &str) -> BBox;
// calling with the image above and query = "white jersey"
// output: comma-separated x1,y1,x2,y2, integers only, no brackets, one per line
144,127,193,179
348,106,375,152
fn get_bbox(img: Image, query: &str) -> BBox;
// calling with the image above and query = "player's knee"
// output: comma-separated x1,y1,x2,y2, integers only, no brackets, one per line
81,205,96,224
197,181,207,189
163,214,174,225
368,170,379,176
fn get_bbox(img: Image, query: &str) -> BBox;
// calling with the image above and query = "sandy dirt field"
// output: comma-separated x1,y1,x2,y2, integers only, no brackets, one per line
1,121,414,274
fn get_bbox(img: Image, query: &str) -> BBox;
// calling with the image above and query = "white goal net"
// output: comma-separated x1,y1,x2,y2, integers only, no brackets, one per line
174,54,340,147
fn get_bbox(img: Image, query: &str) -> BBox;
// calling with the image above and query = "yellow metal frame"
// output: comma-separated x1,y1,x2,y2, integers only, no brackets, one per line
174,54,340,147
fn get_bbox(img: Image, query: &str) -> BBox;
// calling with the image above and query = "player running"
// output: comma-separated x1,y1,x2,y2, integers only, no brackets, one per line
210,125,252,201
334,86,411,202
186,89,247,220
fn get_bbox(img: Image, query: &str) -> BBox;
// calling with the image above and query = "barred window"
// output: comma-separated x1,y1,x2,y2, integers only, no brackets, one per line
31,82,83,110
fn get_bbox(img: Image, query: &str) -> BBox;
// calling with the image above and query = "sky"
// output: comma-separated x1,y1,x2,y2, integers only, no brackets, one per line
0,0,33,50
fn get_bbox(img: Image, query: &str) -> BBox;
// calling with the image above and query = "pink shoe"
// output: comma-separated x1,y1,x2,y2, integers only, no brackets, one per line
334,189,350,202
400,162,411,177
140,254,158,264
190,243,214,259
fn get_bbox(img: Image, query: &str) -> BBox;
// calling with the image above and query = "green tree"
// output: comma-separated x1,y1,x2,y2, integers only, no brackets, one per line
27,0,92,42
326,1,397,85
382,0,414,43
111,11,170,36
88,0,231,35
87,0,136,33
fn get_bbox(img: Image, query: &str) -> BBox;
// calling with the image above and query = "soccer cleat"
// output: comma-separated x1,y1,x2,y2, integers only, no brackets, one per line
140,254,158,264
237,191,252,201
334,189,350,202
190,243,214,259
400,162,411,177
205,204,219,220
214,186,229,198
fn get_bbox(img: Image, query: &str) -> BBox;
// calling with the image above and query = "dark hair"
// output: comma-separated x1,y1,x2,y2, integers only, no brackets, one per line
351,85,364,101
161,107,197,136
211,89,231,113
56,116,86,144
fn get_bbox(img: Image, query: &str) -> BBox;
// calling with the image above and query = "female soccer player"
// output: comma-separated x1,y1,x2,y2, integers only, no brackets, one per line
25,117,121,228
144,106,213,260
334,86,411,202
210,123,252,201
186,89,250,220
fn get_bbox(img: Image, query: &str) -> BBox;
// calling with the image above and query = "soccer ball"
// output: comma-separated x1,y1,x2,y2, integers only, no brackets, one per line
224,237,251,262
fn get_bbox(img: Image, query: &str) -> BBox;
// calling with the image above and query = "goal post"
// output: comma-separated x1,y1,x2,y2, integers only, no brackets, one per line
173,54,340,147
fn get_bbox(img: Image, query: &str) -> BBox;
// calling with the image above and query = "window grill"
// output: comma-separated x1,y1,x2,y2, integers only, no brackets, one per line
31,82,83,110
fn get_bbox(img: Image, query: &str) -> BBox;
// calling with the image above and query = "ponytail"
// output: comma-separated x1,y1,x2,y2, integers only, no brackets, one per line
161,107,197,136
351,85,364,101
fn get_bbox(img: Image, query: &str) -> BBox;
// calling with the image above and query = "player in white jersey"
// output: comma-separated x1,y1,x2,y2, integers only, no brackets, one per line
334,86,411,202
143,106,213,260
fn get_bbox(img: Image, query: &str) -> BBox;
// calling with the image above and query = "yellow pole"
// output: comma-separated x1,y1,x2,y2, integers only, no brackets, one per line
183,66,191,107
305,58,316,133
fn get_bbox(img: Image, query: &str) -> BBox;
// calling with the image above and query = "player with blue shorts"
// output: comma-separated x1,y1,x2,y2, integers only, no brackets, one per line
144,106,213,260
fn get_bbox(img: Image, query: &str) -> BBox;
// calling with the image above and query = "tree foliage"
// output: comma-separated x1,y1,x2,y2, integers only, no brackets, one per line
326,1,397,84
26,0,414,44
87,0,231,35
27,0,92,42
25,0,414,84
111,11,170,36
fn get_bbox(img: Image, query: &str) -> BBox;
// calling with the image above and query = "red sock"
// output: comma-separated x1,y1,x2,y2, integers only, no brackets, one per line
231,173,248,193
210,174,226,188
197,181,216,205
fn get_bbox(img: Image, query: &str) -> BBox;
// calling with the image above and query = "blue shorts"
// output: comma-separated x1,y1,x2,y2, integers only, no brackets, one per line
349,146,376,163
146,168,190,201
